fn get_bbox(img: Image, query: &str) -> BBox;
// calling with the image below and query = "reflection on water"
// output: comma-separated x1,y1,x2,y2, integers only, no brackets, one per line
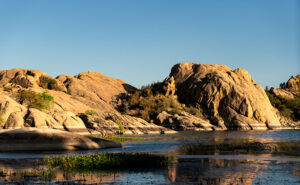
0,168,123,184
166,158,300,185
0,130,299,184
0,159,123,184
167,158,269,185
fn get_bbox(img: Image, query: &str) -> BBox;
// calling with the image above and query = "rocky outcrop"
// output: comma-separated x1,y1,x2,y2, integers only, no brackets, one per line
287,75,300,92
0,68,174,136
270,75,299,100
0,128,121,151
167,63,282,130
0,68,65,91
157,111,221,131
271,88,295,99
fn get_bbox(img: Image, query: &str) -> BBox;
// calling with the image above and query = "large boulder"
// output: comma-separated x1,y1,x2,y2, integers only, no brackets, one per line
167,63,281,130
0,128,121,152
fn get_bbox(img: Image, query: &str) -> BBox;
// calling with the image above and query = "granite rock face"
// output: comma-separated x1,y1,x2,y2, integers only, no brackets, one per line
167,63,282,130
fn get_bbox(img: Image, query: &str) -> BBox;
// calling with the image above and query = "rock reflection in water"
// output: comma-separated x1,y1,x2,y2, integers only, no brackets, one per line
167,158,267,185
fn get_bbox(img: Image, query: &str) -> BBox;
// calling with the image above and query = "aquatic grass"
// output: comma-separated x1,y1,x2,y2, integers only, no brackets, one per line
44,153,168,171
100,136,146,143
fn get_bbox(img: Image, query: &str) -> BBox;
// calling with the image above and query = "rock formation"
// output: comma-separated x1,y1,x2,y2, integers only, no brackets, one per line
167,63,282,130
270,75,300,99
0,68,174,136
0,65,297,133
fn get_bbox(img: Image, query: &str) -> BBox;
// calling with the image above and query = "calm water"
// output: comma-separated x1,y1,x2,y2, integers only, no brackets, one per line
0,130,299,184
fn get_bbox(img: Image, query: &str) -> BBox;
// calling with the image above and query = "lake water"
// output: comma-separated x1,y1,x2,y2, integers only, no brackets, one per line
0,130,299,184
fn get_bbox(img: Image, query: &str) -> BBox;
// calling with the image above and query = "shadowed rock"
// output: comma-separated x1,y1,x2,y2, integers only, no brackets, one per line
0,128,121,152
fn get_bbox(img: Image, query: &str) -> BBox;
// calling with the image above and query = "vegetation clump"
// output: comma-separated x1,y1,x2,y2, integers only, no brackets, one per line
44,153,168,171
0,109,4,124
265,89,300,121
125,82,203,122
40,78,57,89
17,90,54,110
85,110,96,115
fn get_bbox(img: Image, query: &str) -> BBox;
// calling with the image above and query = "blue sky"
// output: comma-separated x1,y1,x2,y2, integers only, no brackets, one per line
0,0,299,88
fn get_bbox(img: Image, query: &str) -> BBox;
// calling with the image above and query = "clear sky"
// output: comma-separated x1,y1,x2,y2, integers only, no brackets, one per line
0,0,299,88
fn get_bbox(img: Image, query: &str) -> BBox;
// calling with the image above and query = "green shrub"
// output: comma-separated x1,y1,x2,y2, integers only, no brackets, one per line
66,88,72,95
266,90,300,121
17,91,54,110
128,92,183,121
0,109,4,124
40,78,58,90
85,110,96,115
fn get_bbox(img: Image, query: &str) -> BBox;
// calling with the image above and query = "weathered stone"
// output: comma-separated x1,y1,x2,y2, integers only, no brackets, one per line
4,112,26,129
25,108,62,129
52,111,89,134
157,111,220,131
